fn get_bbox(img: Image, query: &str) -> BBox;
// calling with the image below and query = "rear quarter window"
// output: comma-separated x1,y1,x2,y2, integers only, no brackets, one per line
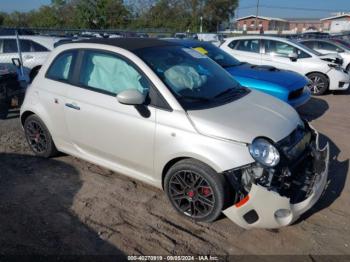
46,51,75,82
32,41,49,52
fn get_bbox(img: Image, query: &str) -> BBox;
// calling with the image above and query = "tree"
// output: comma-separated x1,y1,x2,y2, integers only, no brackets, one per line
27,6,60,28
203,0,238,31
75,0,129,29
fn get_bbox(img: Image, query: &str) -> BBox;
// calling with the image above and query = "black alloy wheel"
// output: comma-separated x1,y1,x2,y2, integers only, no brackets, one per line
165,159,229,223
24,115,58,158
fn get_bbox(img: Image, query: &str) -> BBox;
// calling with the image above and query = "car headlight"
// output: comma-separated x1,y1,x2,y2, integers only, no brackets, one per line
248,138,280,167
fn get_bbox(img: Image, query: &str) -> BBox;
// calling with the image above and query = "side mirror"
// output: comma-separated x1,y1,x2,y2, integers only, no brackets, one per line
12,58,22,68
117,89,146,105
288,53,298,62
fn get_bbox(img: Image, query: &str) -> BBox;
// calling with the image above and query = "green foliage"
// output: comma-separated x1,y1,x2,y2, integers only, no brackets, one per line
0,0,238,32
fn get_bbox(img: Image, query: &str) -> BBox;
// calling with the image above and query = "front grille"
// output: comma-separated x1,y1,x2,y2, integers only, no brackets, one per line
288,88,304,100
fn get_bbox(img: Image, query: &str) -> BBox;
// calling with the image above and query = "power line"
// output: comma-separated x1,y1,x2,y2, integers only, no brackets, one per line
238,4,350,13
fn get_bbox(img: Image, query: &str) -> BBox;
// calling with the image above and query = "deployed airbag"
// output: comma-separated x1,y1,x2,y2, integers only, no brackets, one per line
83,53,145,94
164,65,207,93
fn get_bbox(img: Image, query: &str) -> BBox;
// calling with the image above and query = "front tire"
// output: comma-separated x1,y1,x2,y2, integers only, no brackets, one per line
164,159,228,223
24,115,58,158
307,73,329,96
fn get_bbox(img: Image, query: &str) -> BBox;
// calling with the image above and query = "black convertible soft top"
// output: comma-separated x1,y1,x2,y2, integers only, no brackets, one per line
73,38,178,51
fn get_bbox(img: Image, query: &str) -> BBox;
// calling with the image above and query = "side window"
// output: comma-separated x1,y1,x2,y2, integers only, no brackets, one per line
31,41,49,52
79,51,149,96
19,40,32,52
3,39,18,53
302,41,315,49
46,52,74,81
235,39,260,53
318,42,342,52
296,49,311,59
228,40,238,49
265,40,310,59
265,40,294,57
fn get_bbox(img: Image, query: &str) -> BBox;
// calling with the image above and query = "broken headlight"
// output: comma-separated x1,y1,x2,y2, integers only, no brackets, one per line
248,138,280,167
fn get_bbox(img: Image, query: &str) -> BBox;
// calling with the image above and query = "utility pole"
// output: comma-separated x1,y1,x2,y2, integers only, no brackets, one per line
255,0,260,31
200,16,203,33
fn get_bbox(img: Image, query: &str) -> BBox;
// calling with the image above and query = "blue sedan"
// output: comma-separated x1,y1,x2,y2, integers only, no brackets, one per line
166,39,311,108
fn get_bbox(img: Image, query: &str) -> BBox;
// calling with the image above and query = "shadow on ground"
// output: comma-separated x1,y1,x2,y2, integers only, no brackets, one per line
0,153,125,258
299,133,349,221
298,97,329,122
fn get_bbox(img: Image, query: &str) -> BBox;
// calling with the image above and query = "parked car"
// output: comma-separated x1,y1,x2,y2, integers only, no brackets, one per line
0,35,61,81
21,38,329,229
0,63,25,119
300,39,350,73
166,39,310,108
196,33,222,46
136,33,149,38
174,33,187,39
221,36,350,95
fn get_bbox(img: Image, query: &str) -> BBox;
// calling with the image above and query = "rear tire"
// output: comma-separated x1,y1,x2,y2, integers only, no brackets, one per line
164,159,229,223
307,73,329,96
24,115,58,158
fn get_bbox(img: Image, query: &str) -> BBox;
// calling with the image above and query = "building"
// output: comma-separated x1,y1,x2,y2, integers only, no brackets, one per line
288,19,322,33
321,13,350,30
235,15,289,31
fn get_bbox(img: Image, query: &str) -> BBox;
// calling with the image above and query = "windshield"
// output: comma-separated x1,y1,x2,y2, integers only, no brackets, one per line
135,46,247,110
334,39,350,50
191,44,241,68
292,39,322,56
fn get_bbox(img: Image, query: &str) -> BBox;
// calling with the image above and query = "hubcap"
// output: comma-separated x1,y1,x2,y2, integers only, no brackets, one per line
169,171,215,219
25,120,48,154
308,76,325,94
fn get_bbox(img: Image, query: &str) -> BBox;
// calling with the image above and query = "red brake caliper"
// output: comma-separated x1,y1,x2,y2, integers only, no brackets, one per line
201,187,211,196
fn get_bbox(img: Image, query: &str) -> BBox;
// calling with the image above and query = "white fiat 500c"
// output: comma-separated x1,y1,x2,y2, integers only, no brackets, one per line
20,39,329,229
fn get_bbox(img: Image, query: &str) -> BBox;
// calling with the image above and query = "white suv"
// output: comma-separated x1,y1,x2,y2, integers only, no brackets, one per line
221,36,350,95
0,36,60,81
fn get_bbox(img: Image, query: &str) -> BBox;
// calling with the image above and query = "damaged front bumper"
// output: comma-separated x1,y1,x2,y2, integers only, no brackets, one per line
223,127,329,229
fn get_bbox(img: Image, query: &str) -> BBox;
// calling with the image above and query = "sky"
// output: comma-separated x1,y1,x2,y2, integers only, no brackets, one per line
237,0,350,19
1,0,350,19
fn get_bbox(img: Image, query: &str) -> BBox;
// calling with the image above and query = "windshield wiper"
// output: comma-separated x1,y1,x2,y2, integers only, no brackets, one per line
214,88,236,99
180,95,212,102
222,64,238,68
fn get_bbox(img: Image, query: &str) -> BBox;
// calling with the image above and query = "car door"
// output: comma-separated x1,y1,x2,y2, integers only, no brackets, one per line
64,49,156,178
0,39,19,65
261,39,310,73
38,50,76,148
226,39,262,65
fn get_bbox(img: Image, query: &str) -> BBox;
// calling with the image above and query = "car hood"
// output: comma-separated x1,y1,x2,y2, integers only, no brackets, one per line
187,90,301,144
225,63,308,91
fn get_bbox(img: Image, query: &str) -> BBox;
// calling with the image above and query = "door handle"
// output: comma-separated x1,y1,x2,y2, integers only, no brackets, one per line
65,103,80,110
24,55,34,60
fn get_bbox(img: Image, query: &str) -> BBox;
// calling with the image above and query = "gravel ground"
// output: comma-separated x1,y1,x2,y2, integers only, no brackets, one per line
0,90,349,256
